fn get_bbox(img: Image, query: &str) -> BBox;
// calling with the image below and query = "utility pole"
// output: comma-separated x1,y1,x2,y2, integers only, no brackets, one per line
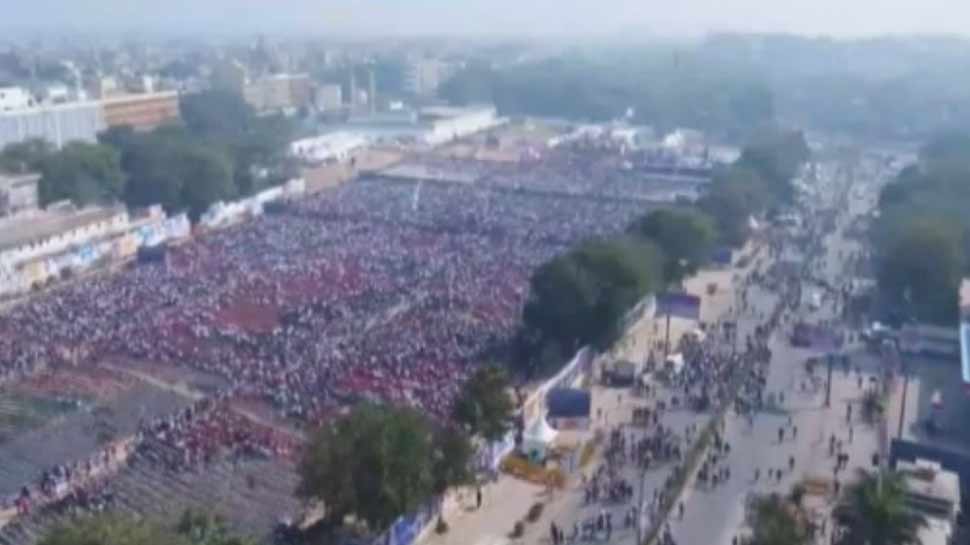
825,353,834,408
663,312,672,361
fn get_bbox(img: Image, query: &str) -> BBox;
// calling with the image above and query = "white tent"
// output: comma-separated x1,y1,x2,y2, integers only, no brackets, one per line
522,415,559,461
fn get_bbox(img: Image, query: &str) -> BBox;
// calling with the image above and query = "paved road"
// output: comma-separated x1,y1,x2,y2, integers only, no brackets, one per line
668,159,890,545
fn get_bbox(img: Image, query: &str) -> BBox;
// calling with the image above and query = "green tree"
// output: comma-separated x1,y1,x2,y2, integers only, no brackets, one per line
0,138,53,173
630,208,716,283
180,90,254,136
299,404,472,531
38,142,126,206
431,425,475,495
453,365,515,441
837,470,926,545
38,515,187,545
522,238,664,374
876,217,963,324
748,494,810,545
178,147,236,220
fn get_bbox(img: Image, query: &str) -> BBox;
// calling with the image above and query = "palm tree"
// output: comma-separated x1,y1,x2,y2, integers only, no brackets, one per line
837,470,926,545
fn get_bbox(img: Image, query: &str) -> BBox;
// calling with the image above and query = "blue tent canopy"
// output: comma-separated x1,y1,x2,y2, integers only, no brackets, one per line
546,388,591,419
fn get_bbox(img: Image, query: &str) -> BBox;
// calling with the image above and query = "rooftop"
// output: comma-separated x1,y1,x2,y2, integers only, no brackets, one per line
0,172,40,190
0,205,126,254
897,459,961,516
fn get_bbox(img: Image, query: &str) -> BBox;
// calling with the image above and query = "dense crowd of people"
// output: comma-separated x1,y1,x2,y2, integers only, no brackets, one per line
0,167,652,523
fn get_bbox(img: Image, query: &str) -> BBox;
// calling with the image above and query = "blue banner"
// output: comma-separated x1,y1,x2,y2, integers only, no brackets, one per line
657,292,701,320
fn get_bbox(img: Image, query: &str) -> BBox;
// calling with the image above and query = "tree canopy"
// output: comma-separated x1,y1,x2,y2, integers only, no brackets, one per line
298,404,473,531
837,470,926,545
439,53,775,138
873,131,970,324
36,142,126,207
629,208,716,284
748,494,811,545
698,130,810,247
520,237,664,375
453,365,515,442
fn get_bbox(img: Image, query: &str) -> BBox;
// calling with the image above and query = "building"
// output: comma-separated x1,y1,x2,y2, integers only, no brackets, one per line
420,105,502,145
244,73,312,113
101,91,180,131
315,84,343,111
210,59,311,114
405,59,452,96
289,133,366,164
897,459,961,545
0,204,129,274
84,76,121,100
0,172,40,217
0,87,35,112
0,101,105,150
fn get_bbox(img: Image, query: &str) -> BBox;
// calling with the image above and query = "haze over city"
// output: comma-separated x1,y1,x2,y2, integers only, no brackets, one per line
2,4,970,545
4,0,970,37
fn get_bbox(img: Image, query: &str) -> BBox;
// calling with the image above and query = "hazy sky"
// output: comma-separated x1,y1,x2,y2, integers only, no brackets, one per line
5,0,970,38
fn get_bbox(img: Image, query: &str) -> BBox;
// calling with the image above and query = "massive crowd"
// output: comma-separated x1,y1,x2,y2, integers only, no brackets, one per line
0,171,647,469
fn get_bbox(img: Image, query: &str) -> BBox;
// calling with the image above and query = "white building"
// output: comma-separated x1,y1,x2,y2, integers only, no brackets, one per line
0,87,35,112
315,84,343,111
0,101,105,150
0,172,40,217
0,205,130,271
405,59,453,96
662,128,705,153
897,459,961,545
420,105,502,146
289,133,367,164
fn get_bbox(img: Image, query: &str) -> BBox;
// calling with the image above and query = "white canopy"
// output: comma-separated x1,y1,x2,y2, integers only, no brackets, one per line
524,415,559,444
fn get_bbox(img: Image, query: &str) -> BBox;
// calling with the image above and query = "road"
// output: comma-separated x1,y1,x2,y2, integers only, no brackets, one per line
420,156,894,545
668,159,890,545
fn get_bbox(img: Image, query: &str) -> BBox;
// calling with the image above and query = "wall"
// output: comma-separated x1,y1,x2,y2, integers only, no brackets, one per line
0,101,104,149
102,92,180,131
0,209,129,268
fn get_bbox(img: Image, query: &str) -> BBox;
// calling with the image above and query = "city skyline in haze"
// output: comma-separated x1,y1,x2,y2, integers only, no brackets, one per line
3,0,970,39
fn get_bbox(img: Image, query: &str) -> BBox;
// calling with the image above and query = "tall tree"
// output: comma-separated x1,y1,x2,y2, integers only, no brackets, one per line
876,217,963,325
838,470,926,545
298,404,472,531
0,138,53,173
630,208,716,283
748,494,810,545
453,365,515,442
180,90,254,136
38,142,126,206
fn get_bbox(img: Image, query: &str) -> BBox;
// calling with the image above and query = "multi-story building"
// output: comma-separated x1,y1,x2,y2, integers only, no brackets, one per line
210,59,311,114
315,84,343,111
84,76,122,100
0,101,105,150
101,91,180,131
0,87,35,112
405,59,453,96
0,172,40,218
243,73,312,113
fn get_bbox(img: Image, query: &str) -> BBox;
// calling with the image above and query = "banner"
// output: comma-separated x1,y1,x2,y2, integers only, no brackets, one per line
657,292,701,320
